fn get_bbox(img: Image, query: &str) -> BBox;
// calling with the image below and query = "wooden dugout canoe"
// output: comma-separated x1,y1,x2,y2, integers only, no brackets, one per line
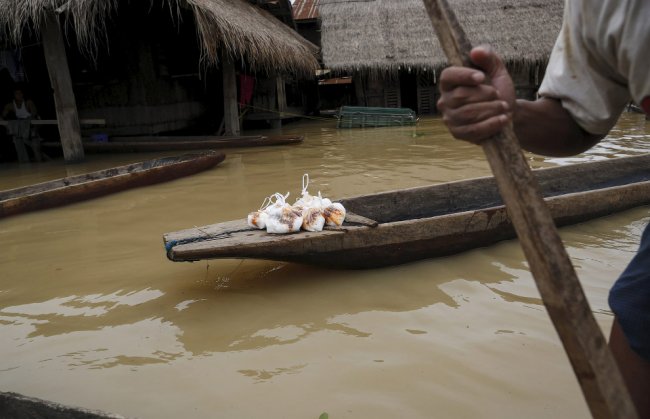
41,135,303,153
164,154,650,269
0,151,225,218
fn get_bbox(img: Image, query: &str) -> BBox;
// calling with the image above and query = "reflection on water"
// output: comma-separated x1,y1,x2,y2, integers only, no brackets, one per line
0,112,649,418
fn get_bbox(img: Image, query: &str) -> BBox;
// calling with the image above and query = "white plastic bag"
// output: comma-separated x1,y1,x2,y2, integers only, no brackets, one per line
246,174,346,234
265,192,303,234
247,196,271,229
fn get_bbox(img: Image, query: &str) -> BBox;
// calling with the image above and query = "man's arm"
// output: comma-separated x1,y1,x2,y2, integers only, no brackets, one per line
437,47,602,157
514,98,602,157
26,101,39,119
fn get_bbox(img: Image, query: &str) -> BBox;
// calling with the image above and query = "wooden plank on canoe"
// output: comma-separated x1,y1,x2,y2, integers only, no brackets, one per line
345,211,379,227
163,211,378,252
164,219,253,245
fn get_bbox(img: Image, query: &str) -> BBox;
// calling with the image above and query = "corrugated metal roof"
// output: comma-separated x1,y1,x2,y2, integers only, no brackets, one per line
293,0,320,20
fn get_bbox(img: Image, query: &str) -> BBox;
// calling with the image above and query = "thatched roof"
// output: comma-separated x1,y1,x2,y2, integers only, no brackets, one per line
191,0,319,73
0,0,319,75
319,0,564,74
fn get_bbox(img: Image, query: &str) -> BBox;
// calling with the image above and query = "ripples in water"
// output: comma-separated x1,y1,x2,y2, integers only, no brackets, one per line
0,111,648,418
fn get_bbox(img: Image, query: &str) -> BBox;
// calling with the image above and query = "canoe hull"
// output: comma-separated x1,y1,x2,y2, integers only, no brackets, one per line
0,151,225,218
164,154,650,269
42,135,303,153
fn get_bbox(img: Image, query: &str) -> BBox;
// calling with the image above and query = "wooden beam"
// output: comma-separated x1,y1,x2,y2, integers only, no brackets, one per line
271,75,286,129
276,76,287,113
0,119,106,126
267,78,278,129
41,12,84,163
354,74,367,106
222,56,240,136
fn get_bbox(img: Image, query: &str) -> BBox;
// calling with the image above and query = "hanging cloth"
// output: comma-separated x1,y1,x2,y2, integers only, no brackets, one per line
239,74,255,106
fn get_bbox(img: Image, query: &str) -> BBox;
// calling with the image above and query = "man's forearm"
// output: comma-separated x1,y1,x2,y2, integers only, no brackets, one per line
513,97,602,157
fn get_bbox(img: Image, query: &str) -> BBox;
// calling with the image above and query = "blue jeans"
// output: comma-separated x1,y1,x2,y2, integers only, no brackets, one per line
609,222,650,362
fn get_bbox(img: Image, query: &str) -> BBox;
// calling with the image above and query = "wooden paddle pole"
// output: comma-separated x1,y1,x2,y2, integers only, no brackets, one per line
421,1,638,418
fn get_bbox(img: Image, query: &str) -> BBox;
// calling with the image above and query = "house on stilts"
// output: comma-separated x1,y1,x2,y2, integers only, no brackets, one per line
298,0,564,115
0,0,319,162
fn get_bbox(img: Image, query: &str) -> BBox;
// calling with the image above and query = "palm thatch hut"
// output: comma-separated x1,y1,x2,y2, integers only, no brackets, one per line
0,0,318,162
318,0,564,113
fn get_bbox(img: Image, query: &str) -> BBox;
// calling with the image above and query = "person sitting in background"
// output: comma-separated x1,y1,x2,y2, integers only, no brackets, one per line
2,87,38,120
1,87,42,162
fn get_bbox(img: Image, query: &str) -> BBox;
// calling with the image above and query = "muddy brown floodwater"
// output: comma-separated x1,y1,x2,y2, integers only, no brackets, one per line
1,113,649,418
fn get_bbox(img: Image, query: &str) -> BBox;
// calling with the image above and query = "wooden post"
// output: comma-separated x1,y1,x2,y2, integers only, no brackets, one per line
276,76,287,113
222,55,240,136
271,75,286,129
41,12,84,163
421,1,638,418
266,77,278,129
354,74,367,106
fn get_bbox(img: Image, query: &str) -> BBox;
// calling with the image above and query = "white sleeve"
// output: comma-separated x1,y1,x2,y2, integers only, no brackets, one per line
538,5,630,136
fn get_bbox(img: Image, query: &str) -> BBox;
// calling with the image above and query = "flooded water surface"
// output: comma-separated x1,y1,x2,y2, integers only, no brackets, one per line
1,113,649,418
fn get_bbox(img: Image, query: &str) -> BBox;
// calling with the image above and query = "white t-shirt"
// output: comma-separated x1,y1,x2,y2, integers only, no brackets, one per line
538,0,650,135
13,101,31,119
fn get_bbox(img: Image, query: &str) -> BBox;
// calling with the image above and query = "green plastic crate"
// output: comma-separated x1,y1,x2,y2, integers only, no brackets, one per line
336,106,417,128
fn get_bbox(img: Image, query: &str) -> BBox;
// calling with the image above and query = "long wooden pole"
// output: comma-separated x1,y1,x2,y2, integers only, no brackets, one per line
421,1,637,418
41,12,84,163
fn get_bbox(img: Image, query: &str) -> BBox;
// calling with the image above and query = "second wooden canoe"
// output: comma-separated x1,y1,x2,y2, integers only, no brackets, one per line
0,151,225,218
164,154,650,269
42,135,303,153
